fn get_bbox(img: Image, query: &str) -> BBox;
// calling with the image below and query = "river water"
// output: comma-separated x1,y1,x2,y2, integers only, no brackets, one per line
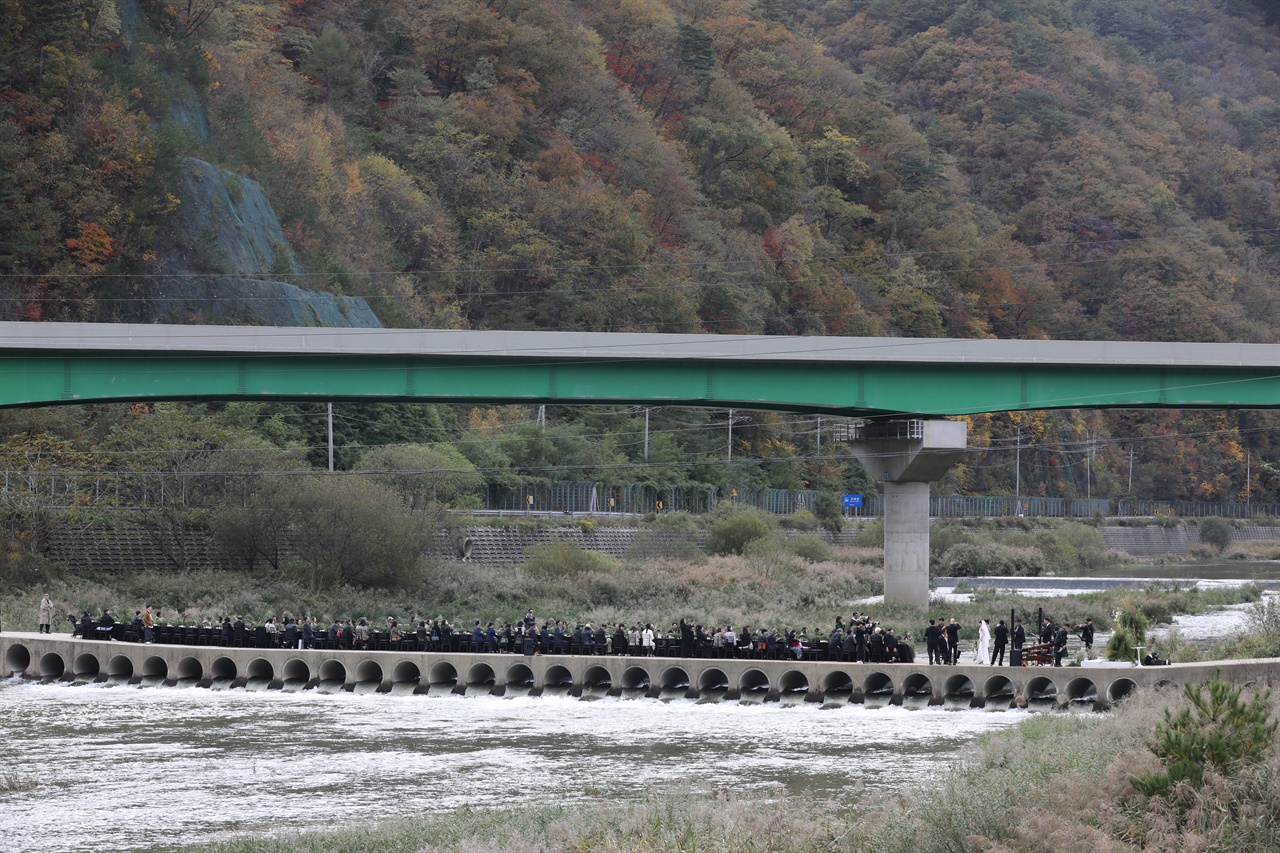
0,679,1029,853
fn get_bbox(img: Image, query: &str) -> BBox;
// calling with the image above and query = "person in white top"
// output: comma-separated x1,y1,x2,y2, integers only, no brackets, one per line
641,623,655,656
977,619,991,665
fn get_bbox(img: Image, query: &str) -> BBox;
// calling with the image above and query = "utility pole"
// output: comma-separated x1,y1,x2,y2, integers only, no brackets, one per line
327,403,334,473
644,408,650,463
1128,445,1134,495
1013,425,1024,512
728,408,734,461
537,405,546,432
1085,429,1092,501
1247,450,1251,505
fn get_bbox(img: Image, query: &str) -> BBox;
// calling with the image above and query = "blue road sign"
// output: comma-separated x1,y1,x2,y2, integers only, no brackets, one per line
842,493,863,509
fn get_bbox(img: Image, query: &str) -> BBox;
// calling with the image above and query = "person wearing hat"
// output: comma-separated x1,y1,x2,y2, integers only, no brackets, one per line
38,593,54,634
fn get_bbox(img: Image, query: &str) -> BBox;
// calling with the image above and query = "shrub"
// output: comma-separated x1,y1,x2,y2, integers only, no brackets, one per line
1105,599,1148,662
789,533,831,563
934,542,1046,577
1132,678,1277,797
780,508,818,531
706,509,774,555
1198,517,1232,553
852,519,883,548
288,476,428,589
743,534,803,578
812,492,843,532
525,540,617,578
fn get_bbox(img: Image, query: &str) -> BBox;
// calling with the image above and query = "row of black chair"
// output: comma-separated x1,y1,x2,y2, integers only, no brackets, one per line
69,623,912,662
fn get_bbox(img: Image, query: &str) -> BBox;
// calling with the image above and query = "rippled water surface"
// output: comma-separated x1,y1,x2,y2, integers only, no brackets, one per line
0,679,1028,852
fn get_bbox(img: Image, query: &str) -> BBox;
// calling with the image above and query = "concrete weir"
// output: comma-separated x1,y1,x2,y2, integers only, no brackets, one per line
4,633,1278,709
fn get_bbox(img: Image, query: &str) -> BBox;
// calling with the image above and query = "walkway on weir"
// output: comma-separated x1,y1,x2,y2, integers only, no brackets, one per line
5,633,1277,712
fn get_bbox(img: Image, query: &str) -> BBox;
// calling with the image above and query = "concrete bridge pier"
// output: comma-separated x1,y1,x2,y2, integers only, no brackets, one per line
850,419,968,610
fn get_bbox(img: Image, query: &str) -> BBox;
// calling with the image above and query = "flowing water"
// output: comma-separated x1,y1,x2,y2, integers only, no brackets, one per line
0,678,1028,852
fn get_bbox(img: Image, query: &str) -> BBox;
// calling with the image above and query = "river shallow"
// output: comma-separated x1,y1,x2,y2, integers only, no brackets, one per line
0,679,1031,853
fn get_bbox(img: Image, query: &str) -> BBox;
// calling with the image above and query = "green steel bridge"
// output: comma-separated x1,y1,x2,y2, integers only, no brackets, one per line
2,322,1278,415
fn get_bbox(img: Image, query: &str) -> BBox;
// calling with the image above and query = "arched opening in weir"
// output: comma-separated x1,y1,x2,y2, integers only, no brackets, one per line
505,663,534,698
391,661,421,695
317,659,347,693
1106,678,1137,705
582,665,612,699
38,652,65,681
281,659,310,692
176,657,203,688
73,653,101,684
621,666,650,698
983,676,1015,711
140,656,168,687
354,660,384,694
659,666,689,701
901,672,933,709
863,672,895,708
821,671,854,708
695,667,729,704
1027,676,1058,711
210,657,237,689
428,661,458,696
1153,679,1178,692
107,655,134,686
245,658,274,691
779,670,810,706
738,669,770,704
466,663,496,697
542,664,573,697
4,644,30,676
1066,677,1098,711
942,674,975,710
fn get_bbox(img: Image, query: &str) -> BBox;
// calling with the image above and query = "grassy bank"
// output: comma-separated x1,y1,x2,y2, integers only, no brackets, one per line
192,685,1279,853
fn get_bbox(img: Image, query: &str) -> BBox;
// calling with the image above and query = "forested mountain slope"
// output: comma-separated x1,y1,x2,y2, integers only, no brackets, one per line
1,0,1279,503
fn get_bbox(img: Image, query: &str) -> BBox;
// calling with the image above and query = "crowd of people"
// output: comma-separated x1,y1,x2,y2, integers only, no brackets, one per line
38,593,1096,667
42,596,920,662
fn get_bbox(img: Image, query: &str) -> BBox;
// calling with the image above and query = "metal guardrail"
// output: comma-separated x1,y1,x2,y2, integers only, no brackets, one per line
1,471,1277,519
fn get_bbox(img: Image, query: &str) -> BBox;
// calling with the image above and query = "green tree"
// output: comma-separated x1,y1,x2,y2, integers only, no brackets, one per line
1132,679,1276,798
1198,517,1232,554
289,475,429,589
354,443,484,510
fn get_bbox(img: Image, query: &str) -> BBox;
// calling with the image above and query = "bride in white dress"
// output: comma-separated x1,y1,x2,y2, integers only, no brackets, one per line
977,619,991,664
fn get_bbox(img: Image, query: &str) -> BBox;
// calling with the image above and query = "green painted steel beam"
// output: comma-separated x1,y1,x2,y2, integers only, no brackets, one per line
3,350,1279,416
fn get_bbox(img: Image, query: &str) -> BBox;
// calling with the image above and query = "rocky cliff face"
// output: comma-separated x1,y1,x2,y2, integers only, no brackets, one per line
110,157,381,328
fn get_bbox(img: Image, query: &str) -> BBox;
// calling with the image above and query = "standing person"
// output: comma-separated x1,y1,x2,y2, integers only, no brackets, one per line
1077,618,1095,659
38,594,54,634
142,605,155,644
1053,623,1069,667
924,619,941,665
679,618,694,658
1011,618,1025,667
944,618,961,665
977,619,991,665
1040,618,1054,646
991,619,1008,666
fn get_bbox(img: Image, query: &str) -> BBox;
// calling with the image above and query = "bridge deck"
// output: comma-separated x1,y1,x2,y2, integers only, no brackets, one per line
2,322,1278,416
